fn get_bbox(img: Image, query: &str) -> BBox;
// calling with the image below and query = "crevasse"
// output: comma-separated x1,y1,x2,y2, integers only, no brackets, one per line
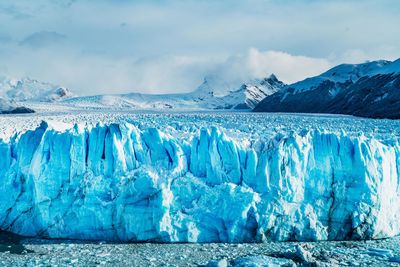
0,121,399,242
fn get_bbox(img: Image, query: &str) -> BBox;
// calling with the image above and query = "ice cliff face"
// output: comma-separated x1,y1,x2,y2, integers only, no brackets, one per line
0,121,399,242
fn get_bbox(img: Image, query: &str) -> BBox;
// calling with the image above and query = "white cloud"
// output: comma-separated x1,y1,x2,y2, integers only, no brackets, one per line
0,0,398,95
330,46,400,65
0,46,335,94
244,49,333,84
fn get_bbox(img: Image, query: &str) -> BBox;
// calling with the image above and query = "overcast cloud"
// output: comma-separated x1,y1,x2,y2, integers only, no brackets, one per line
0,0,399,95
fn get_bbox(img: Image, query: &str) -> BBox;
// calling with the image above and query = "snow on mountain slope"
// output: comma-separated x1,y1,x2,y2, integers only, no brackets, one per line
0,97,34,114
217,75,285,109
192,74,236,97
0,113,399,242
254,59,400,119
0,76,73,102
289,60,392,93
65,75,285,110
379,58,400,75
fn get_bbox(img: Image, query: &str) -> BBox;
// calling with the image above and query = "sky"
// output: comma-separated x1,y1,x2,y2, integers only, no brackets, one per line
0,0,399,95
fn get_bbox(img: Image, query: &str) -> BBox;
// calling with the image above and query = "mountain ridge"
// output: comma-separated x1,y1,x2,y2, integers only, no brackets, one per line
254,59,400,119
0,97,35,114
64,74,286,110
0,75,73,102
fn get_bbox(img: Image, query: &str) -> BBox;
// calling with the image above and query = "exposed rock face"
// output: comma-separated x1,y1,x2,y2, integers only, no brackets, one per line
0,122,399,242
254,59,400,119
0,98,34,114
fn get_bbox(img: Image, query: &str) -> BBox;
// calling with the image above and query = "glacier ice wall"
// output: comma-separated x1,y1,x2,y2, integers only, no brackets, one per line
0,121,399,242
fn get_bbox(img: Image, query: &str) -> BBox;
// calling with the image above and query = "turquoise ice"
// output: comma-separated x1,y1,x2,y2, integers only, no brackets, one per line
0,120,399,242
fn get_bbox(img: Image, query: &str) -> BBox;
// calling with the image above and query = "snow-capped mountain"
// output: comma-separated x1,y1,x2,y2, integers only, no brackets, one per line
289,60,392,93
0,97,34,114
65,74,285,110
0,76,73,102
254,59,400,119
216,74,285,109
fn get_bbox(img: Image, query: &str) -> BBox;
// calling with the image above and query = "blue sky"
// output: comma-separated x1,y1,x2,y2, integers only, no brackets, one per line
0,0,399,94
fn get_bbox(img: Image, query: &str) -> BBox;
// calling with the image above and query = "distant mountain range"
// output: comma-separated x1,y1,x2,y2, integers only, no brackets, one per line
1,58,400,119
65,74,285,110
0,98,34,114
0,76,73,102
0,75,73,114
254,59,400,119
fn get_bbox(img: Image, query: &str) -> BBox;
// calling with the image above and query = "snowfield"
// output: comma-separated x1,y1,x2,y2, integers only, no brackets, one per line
0,110,400,242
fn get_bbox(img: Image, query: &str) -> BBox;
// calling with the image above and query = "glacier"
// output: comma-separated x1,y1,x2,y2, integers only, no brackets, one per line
0,119,399,242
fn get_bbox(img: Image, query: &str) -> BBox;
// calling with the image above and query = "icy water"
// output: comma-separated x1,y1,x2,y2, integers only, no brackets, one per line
0,231,400,266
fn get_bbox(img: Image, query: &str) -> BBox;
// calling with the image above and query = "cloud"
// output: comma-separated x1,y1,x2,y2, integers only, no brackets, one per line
0,33,12,43
19,31,66,48
214,49,333,84
329,46,400,64
0,3,33,20
0,0,398,95
0,46,334,95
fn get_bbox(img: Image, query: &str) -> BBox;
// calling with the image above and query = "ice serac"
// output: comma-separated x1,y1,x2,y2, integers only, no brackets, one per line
0,122,399,242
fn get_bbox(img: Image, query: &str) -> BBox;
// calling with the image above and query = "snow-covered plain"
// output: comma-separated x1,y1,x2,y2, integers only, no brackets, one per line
0,109,400,242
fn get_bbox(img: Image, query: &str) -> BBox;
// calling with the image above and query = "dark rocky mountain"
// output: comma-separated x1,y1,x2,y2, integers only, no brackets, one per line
0,98,34,114
254,59,400,119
